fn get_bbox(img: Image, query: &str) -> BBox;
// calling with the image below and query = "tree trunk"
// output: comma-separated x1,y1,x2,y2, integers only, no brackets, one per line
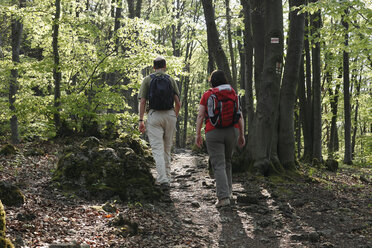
342,7,352,165
237,26,246,126
328,80,340,159
9,0,25,144
251,0,265,101
351,74,361,159
295,109,301,159
201,0,234,89
310,2,322,163
53,0,62,135
182,74,190,147
207,34,215,74
225,0,237,86
303,12,313,160
249,0,283,175
172,0,182,147
278,0,305,169
114,0,122,52
298,55,307,159
241,0,254,132
128,0,142,19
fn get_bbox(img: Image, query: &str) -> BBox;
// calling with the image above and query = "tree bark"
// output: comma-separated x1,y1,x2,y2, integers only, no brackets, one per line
201,0,234,89
241,0,254,132
327,80,340,158
310,1,322,163
342,7,352,165
225,0,237,86
298,55,307,159
303,12,313,160
114,0,122,52
53,0,62,134
127,0,142,18
278,0,305,169
9,0,25,144
251,0,265,101
351,74,361,159
249,0,283,175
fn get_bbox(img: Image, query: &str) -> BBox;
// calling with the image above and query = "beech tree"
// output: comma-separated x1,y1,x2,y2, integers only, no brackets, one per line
342,5,352,165
278,0,306,169
201,0,234,89
245,0,284,175
0,0,370,166
52,0,62,134
9,0,25,144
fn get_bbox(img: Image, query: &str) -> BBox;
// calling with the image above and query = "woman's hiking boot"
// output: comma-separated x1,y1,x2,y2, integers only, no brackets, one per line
215,198,230,208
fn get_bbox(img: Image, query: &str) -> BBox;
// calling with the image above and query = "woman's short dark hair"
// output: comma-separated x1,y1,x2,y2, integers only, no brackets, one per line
209,70,228,87
154,56,166,69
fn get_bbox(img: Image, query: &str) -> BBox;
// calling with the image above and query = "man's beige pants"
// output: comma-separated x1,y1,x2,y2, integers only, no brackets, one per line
147,109,177,184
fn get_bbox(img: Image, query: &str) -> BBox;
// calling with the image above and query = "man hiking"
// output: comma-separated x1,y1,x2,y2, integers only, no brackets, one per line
138,56,181,191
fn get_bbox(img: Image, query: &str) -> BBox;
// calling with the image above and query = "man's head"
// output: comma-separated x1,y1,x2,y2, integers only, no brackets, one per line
209,70,228,87
153,56,166,69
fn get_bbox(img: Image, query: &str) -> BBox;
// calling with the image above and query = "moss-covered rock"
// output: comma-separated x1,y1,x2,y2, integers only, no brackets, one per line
0,181,25,207
0,144,17,156
0,201,5,236
0,201,15,248
0,237,14,248
54,136,161,202
80,136,100,150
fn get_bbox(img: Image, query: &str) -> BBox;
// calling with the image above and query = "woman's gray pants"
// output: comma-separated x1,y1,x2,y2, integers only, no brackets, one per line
206,127,238,200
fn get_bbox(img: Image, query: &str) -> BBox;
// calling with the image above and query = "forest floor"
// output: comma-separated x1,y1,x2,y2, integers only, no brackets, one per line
1,140,372,248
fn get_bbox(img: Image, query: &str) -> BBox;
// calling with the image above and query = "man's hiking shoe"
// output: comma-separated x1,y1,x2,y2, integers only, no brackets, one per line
215,198,230,208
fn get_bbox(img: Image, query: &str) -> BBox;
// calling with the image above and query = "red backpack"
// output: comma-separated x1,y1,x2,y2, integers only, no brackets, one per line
206,85,241,128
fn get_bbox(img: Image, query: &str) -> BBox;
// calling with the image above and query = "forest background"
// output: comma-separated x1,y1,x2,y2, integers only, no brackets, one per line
0,0,371,172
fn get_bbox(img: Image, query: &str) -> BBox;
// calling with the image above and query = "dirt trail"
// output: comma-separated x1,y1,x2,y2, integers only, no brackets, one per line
3,147,372,247
162,149,372,248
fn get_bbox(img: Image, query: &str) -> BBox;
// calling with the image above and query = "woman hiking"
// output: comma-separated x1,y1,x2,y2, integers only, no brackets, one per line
195,70,245,208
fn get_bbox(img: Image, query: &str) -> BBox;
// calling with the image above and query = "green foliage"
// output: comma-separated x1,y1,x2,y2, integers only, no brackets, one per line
0,0,370,166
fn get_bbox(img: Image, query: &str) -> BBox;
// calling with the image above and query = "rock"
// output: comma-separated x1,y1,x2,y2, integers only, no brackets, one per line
292,199,306,208
0,237,15,248
0,200,15,248
320,242,335,248
0,144,17,156
102,202,117,213
16,211,36,221
53,136,161,202
110,214,138,237
291,232,320,243
191,201,200,208
49,241,89,248
183,218,193,224
80,136,100,149
0,181,25,207
0,201,5,236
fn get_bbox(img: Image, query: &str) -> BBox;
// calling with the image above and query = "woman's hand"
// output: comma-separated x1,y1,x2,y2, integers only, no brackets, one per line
238,134,245,148
195,133,203,148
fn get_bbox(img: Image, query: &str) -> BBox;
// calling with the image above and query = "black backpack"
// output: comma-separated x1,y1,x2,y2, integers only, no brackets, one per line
148,74,174,110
